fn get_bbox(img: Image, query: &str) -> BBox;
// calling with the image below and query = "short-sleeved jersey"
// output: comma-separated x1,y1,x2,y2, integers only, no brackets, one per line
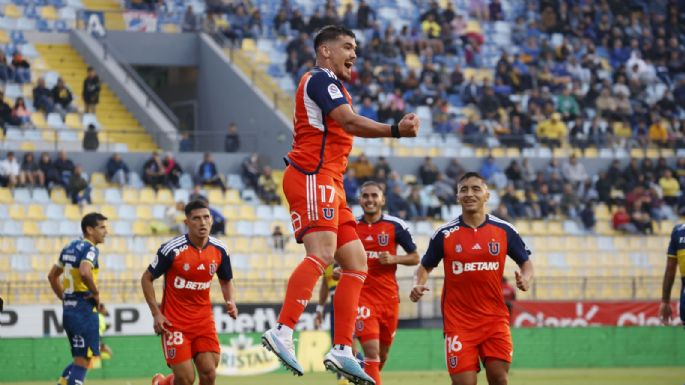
286,67,354,179
357,214,417,304
667,223,685,276
148,235,232,330
57,239,99,300
422,215,530,332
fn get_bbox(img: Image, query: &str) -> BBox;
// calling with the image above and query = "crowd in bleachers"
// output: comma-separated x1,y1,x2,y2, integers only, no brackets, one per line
213,0,685,152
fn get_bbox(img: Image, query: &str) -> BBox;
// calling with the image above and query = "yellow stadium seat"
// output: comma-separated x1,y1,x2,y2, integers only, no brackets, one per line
91,189,104,204
157,189,173,204
0,188,12,203
23,221,40,235
40,5,58,20
65,113,82,129
90,172,107,187
222,205,239,219
225,190,241,204
27,204,45,220
0,30,9,44
20,142,36,151
32,112,48,129
133,221,151,235
233,237,250,253
238,205,256,220
241,38,256,51
405,53,421,70
139,188,156,204
9,204,25,219
100,204,117,220
160,24,179,33
64,205,81,220
136,205,152,219
208,190,226,205
51,189,69,204
4,4,21,18
122,188,139,204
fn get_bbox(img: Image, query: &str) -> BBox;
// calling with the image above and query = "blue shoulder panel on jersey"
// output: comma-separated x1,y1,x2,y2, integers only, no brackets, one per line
487,215,530,265
306,68,349,116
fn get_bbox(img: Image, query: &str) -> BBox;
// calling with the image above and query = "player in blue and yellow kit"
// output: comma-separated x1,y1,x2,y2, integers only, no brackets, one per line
660,223,685,327
48,213,108,385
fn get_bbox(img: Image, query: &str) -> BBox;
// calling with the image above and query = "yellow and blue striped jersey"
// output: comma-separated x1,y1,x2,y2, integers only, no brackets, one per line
667,223,685,276
323,264,340,295
57,238,99,298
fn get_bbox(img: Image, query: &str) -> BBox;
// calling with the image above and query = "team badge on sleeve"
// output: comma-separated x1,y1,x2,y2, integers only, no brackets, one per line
488,241,500,256
377,233,389,246
449,356,458,368
327,84,343,99
167,348,176,359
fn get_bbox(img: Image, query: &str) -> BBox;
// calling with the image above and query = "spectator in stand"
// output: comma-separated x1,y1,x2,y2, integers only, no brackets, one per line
659,170,680,206
348,153,374,183
0,90,13,135
241,153,260,189
271,225,287,251
224,122,240,152
0,151,20,188
500,184,525,218
537,183,558,218
39,152,60,190
492,203,512,222
559,183,580,219
521,158,536,185
561,154,589,187
462,114,485,146
504,160,524,189
358,96,378,121
142,151,166,191
257,166,281,205
418,156,439,185
356,0,375,29
11,51,30,83
648,117,670,147
82,124,99,151
387,184,411,220
163,153,183,189
19,152,44,188
54,150,75,187
580,202,596,231
612,205,638,234
208,205,226,235
343,168,359,205
0,52,13,82
630,200,653,235
407,185,426,220
197,152,226,191
523,188,542,219
179,131,193,152
67,165,91,206
444,158,465,184
537,112,567,148
479,155,505,188
182,5,198,32
11,97,30,128
82,67,101,114
106,153,129,187
556,87,579,121
33,77,54,113
373,156,392,182
433,173,456,205
52,78,77,119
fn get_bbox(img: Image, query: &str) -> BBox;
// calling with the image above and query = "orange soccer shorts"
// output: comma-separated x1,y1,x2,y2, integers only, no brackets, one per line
444,320,512,375
283,166,357,247
355,301,399,346
160,326,220,366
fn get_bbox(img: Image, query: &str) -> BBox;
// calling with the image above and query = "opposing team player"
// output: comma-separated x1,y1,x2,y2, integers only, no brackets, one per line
261,25,419,385
48,212,108,385
141,200,238,385
410,172,534,385
659,223,685,328
355,181,418,385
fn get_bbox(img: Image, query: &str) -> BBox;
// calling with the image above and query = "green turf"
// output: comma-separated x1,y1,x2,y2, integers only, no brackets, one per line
4,367,684,385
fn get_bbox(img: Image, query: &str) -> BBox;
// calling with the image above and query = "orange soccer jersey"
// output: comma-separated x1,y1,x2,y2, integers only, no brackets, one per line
357,214,417,304
148,235,233,331
286,66,354,179
421,215,530,331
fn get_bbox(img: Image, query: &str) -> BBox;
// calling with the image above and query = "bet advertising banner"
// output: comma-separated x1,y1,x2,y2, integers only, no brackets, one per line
123,11,158,32
0,303,327,338
512,301,682,327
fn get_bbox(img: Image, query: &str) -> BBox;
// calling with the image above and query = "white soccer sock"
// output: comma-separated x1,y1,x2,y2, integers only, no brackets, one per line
275,323,293,339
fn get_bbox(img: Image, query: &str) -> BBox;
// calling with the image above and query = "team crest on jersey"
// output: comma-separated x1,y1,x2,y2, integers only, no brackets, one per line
322,207,335,220
167,348,176,359
183,263,190,271
455,244,462,253
377,233,389,246
488,241,500,256
209,263,217,275
355,320,364,332
449,356,458,368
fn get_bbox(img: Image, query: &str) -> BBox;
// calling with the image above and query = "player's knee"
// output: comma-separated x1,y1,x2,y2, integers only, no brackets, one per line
318,251,335,266
486,371,508,385
197,366,216,384
174,372,195,385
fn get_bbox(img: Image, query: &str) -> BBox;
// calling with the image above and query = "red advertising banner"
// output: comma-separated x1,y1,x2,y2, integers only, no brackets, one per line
511,301,682,327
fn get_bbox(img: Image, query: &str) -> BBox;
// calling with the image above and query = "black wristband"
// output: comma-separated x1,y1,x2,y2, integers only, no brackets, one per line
390,124,401,138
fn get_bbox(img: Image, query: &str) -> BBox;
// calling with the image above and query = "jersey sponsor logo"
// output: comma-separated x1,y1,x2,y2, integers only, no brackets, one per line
322,207,335,220
173,276,211,290
377,233,389,246
173,245,189,256
327,84,343,99
86,251,96,261
488,241,500,256
209,263,217,276
441,226,460,238
366,251,381,259
472,243,482,250
198,264,206,270
62,254,76,263
451,261,500,275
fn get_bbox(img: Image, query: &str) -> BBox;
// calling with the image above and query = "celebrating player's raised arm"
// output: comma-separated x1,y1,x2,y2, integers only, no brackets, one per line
329,104,419,138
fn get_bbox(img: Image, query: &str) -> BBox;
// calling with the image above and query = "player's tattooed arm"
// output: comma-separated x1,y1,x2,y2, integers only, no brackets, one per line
220,278,238,320
410,265,432,302
47,265,64,301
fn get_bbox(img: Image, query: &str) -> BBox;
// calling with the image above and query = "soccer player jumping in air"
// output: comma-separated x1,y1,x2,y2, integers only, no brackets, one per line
262,25,419,385
141,200,238,385
48,212,108,385
411,172,534,385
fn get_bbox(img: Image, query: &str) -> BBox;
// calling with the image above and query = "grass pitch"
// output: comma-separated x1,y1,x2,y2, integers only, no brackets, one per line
4,367,684,385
